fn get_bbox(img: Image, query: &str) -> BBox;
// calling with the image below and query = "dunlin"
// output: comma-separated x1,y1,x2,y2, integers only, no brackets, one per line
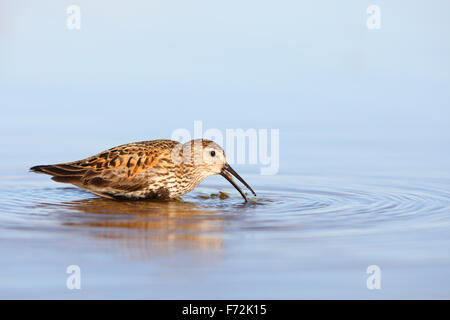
30,139,256,202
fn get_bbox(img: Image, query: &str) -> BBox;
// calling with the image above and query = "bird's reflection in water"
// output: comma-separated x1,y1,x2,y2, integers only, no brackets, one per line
44,197,225,259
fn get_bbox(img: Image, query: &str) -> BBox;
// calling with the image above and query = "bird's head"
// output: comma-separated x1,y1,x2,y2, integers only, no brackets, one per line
177,139,256,201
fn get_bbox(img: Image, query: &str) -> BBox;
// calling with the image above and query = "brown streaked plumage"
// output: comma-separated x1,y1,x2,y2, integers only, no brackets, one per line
30,139,256,202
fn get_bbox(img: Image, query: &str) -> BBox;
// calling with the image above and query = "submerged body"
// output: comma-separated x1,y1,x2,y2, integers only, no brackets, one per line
30,139,255,201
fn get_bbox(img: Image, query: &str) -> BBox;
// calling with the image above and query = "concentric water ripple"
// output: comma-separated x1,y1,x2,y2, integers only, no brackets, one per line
1,174,450,298
0,175,449,238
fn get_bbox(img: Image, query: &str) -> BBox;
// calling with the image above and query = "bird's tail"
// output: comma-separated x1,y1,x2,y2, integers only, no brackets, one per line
30,164,87,183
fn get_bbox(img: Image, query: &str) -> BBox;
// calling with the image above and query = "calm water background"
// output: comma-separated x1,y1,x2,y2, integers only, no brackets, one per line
1,1,450,298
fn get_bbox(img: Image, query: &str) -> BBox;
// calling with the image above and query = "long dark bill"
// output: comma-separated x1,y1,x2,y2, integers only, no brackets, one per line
220,163,256,202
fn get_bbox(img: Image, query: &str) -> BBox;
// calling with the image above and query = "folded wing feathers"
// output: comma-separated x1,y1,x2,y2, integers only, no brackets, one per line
30,164,87,184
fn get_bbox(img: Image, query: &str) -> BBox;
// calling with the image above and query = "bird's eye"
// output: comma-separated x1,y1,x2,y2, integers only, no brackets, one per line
210,151,216,157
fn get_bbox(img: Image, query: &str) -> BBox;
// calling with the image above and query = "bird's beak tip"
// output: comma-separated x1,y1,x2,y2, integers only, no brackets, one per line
221,164,256,201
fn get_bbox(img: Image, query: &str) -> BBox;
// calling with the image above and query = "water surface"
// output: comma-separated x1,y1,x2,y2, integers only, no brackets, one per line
1,170,450,299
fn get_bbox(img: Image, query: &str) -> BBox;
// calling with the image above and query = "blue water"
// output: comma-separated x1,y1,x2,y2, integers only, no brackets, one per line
1,0,450,299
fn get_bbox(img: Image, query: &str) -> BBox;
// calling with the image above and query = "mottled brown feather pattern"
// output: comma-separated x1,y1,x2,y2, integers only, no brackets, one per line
30,140,181,200
72,139,176,178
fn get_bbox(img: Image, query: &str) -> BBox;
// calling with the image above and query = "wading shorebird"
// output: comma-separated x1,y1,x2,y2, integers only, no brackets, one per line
30,139,256,202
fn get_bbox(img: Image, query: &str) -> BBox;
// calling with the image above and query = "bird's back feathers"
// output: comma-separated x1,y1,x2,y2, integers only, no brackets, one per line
30,139,181,199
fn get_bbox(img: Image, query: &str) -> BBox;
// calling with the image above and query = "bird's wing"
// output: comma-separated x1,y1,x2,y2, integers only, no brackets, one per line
30,140,181,192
